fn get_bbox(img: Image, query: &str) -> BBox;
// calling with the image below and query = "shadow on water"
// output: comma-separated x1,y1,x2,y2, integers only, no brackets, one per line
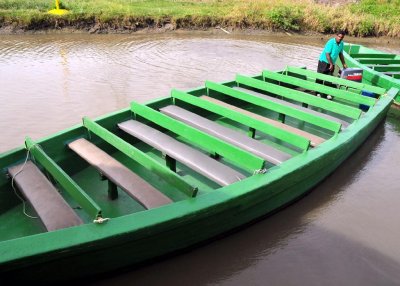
83,115,400,285
388,107,400,132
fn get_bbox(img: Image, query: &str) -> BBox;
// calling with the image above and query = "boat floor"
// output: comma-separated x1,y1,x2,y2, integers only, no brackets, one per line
0,89,361,241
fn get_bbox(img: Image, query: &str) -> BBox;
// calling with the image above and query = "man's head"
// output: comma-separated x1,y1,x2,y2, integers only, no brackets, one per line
335,30,346,44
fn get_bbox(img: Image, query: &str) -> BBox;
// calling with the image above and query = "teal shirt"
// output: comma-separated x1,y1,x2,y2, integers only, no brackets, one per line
319,38,344,64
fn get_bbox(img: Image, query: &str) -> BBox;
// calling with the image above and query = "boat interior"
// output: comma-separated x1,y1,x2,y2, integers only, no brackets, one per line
0,66,387,242
345,44,400,79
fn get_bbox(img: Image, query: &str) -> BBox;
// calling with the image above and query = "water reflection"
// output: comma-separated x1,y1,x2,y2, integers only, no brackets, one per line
0,34,324,153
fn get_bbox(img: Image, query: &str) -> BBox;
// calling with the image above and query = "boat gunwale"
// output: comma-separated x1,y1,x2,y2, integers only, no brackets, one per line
0,80,396,271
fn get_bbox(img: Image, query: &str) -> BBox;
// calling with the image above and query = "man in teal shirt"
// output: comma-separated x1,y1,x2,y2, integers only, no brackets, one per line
317,31,348,99
318,30,348,74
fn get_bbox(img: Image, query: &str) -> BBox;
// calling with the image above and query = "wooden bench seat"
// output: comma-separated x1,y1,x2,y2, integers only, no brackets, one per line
118,120,246,186
383,71,400,76
159,105,292,165
358,59,400,65
68,138,172,209
368,64,400,71
352,53,396,59
233,86,350,129
200,96,325,147
8,161,83,231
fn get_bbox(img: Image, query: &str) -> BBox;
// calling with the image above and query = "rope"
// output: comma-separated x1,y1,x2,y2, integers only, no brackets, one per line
10,148,38,219
29,143,55,184
93,217,110,224
253,169,267,175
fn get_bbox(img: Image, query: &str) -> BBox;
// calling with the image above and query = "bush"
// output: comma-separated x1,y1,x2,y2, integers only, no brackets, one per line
267,6,301,31
356,18,375,36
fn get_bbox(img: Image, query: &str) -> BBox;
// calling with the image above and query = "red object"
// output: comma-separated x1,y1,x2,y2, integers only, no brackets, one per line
346,74,362,81
340,68,363,83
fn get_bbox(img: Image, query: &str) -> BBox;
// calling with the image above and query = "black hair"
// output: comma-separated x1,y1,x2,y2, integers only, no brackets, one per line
337,30,346,36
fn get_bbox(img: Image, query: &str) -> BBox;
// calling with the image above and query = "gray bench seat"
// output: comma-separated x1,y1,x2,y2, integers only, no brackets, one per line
159,105,292,165
383,71,400,76
234,86,350,128
200,95,325,147
68,138,172,209
118,120,245,186
8,161,83,231
368,64,400,70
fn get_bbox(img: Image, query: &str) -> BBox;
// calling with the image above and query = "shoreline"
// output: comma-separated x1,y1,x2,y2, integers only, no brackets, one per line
1,1,400,38
1,25,400,47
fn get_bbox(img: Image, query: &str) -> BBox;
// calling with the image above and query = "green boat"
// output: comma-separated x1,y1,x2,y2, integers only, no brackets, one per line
343,43,400,104
0,66,397,283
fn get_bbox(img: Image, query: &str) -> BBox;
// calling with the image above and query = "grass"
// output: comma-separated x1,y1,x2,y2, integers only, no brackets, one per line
0,0,399,37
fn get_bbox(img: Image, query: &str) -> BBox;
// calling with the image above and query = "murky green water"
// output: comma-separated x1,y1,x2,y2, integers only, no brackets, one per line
0,32,399,285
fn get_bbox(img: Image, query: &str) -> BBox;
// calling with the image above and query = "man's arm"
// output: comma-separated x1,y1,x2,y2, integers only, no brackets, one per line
339,52,348,69
326,53,334,71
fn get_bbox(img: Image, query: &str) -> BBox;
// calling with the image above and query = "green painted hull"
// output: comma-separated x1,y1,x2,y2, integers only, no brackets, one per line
343,43,400,104
0,68,397,283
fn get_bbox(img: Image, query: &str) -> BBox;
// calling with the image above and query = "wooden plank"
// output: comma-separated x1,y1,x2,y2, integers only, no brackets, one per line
286,66,386,95
384,71,400,76
83,117,198,197
8,161,83,231
350,53,396,59
369,65,400,72
25,137,102,220
261,70,376,107
69,138,173,209
160,105,292,165
358,59,400,65
172,89,310,151
234,86,351,128
393,74,400,79
205,80,342,134
118,120,246,186
200,95,325,147
235,76,353,127
131,102,266,172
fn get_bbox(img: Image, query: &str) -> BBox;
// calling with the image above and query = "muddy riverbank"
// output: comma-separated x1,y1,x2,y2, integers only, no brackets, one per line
1,0,400,37
2,25,400,51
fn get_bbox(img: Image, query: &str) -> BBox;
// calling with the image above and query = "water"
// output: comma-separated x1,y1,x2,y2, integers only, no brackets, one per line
0,32,399,285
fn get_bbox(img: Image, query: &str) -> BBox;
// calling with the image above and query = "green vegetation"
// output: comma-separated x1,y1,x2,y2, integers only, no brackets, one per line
0,0,399,37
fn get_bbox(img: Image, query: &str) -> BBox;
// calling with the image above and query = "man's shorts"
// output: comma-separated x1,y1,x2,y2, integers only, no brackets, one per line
317,60,333,75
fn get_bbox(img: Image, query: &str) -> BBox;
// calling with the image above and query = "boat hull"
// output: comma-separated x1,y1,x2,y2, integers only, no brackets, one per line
0,90,394,283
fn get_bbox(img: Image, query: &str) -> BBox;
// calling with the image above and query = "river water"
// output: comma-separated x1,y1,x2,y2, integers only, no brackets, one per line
0,32,399,285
